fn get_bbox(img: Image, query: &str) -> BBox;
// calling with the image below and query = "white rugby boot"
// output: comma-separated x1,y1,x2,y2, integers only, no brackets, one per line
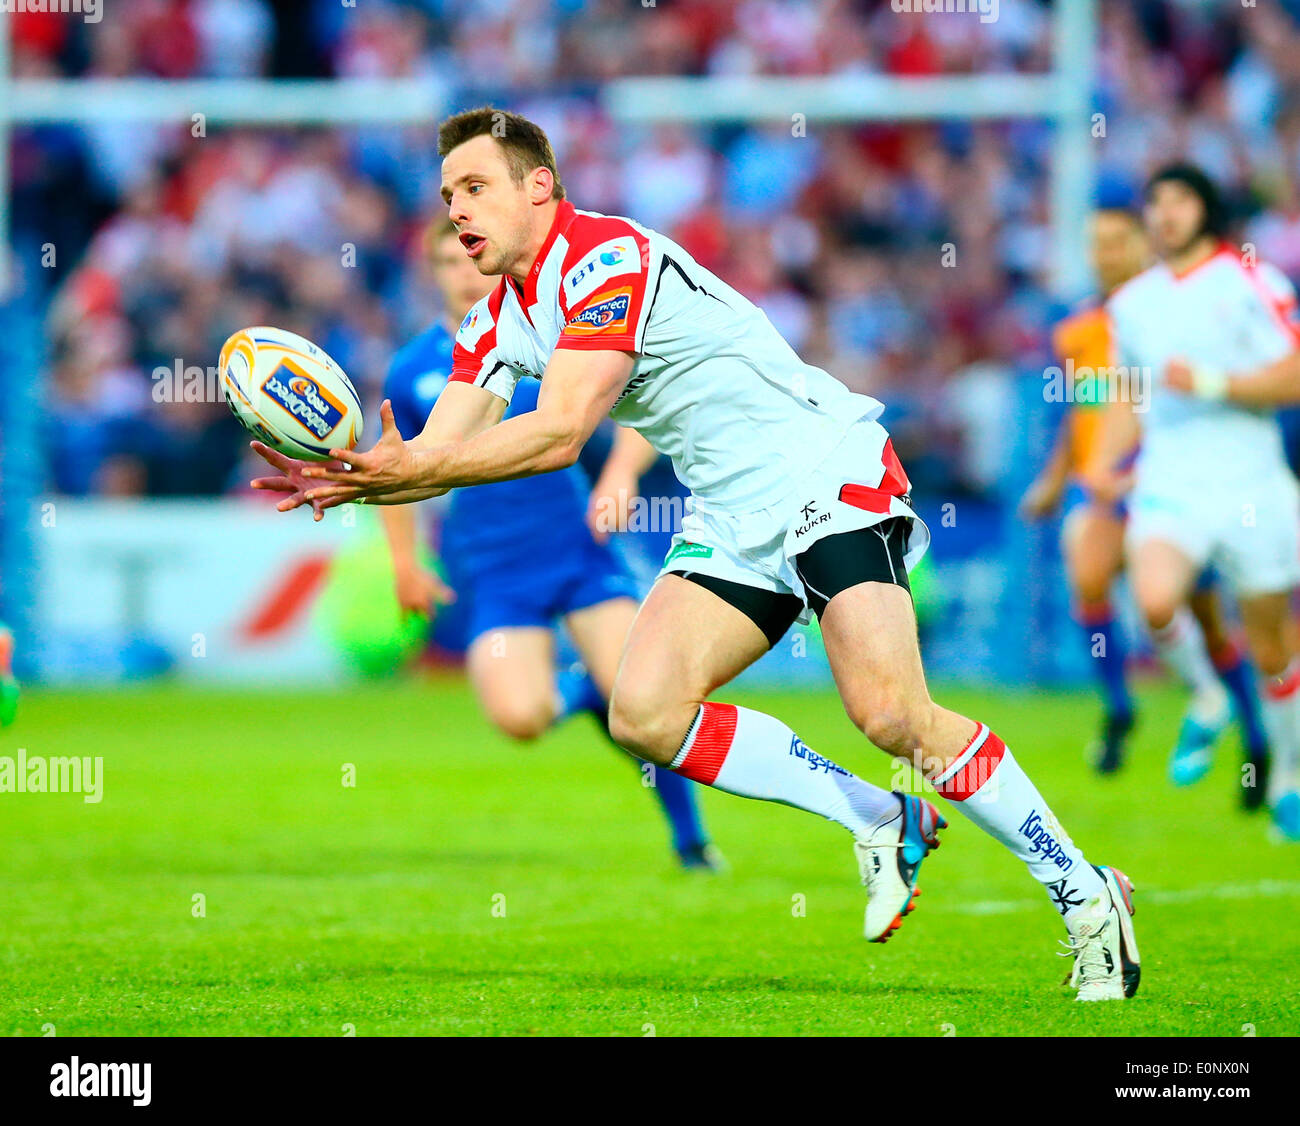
1060,864,1141,1002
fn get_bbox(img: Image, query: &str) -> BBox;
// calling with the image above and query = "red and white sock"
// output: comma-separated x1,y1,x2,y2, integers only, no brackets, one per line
669,702,899,839
1260,661,1300,802
929,723,1106,918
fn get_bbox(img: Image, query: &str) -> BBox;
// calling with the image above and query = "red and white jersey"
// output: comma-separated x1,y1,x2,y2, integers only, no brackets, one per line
1106,243,1300,488
449,200,882,511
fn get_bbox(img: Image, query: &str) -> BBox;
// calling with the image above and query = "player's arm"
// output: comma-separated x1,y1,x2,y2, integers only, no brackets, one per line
301,349,634,507
587,426,659,541
250,380,507,517
366,380,510,504
1019,420,1071,520
1083,395,1142,505
1166,265,1300,405
377,502,456,615
1166,351,1300,407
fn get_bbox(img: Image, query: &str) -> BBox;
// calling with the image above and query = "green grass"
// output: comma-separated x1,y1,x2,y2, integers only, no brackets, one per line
1,678,1297,1036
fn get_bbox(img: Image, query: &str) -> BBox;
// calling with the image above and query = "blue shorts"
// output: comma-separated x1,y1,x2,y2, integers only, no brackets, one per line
448,534,640,644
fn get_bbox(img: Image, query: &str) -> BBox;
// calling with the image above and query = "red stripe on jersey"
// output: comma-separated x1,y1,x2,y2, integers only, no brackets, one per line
448,280,507,385
932,728,1007,801
558,211,650,348
1233,257,1300,346
878,438,910,495
673,702,738,786
838,439,912,514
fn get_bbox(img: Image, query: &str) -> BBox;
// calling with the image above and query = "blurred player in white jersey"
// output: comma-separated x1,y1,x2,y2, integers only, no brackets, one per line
1022,210,1270,785
255,108,1141,1001
1097,164,1300,840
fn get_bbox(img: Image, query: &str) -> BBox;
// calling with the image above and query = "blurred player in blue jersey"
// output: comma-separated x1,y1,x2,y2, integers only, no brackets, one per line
379,218,720,870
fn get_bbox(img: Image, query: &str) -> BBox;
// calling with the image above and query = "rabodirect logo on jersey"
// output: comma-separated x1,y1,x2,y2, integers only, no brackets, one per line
567,288,631,334
262,360,345,440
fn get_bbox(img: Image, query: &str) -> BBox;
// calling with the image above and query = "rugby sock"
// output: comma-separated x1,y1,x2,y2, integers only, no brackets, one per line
1152,609,1225,714
1259,663,1300,802
1211,636,1270,762
669,702,899,838
929,723,1107,919
1077,600,1133,722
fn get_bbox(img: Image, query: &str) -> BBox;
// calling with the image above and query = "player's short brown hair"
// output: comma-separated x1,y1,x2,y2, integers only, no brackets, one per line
437,106,565,200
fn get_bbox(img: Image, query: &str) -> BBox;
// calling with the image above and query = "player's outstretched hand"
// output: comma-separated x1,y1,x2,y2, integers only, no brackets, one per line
299,400,416,508
249,441,345,522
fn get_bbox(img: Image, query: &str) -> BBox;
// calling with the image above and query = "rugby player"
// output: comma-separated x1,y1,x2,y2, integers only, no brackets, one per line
253,108,1141,1000
1022,209,1269,785
1093,164,1300,840
380,216,719,870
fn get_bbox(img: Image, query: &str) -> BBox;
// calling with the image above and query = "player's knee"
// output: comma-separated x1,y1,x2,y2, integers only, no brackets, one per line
486,700,552,742
845,686,930,757
1137,590,1180,633
607,683,687,765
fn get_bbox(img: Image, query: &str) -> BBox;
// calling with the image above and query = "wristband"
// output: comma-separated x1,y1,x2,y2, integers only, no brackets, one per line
1189,364,1230,401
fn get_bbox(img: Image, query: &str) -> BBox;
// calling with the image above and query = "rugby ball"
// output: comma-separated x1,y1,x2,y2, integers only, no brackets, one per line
218,326,363,461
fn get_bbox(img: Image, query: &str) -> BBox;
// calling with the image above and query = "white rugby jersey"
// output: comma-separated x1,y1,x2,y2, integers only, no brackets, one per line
449,200,882,511
1106,243,1300,486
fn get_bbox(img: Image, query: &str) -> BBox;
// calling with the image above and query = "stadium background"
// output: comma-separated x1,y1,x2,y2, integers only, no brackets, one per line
4,0,1300,688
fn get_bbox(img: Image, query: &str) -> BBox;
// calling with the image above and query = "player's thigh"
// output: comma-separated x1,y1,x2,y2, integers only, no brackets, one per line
1128,538,1199,630
1062,503,1125,603
1238,590,1297,678
817,581,970,767
607,574,772,762
465,627,556,740
563,596,638,702
798,520,974,767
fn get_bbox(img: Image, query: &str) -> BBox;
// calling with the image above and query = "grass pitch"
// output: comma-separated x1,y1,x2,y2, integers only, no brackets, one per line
2,678,1297,1036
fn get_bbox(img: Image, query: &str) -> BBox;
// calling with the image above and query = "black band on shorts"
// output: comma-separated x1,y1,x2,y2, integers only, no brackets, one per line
793,516,912,618
667,570,804,649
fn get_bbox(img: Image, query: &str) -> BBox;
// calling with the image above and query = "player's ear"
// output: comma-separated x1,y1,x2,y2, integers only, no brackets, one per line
529,166,554,206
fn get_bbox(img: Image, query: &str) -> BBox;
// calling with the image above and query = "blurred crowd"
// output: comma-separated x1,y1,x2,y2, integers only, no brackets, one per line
14,0,1300,500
